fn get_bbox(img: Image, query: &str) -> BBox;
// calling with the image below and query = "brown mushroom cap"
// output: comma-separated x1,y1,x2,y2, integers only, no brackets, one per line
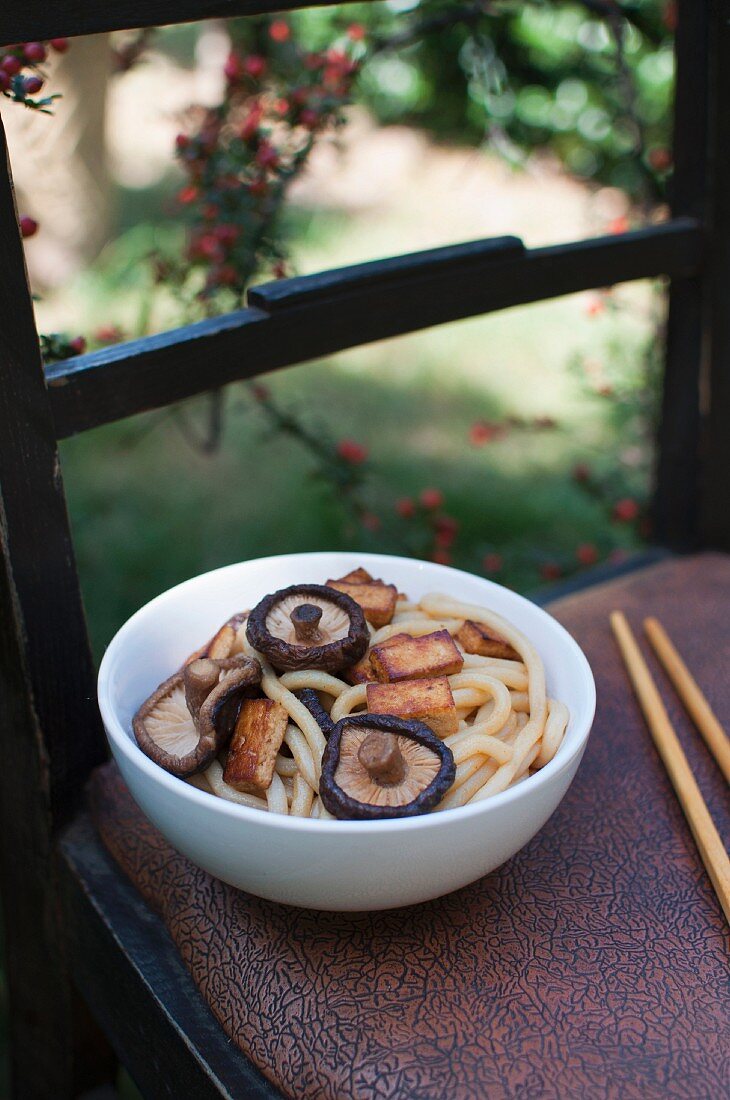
133,655,262,777
319,713,455,820
246,584,369,672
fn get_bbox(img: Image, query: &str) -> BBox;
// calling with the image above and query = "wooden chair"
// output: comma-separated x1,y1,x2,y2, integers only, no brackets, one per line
0,2,727,1096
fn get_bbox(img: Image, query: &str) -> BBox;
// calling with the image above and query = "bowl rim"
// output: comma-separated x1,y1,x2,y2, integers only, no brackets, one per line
98,551,596,835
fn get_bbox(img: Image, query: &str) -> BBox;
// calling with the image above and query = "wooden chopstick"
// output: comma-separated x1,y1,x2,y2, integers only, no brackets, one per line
610,611,730,925
644,616,730,785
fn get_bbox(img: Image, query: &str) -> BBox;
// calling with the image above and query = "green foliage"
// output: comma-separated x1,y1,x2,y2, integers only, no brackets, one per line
224,0,674,205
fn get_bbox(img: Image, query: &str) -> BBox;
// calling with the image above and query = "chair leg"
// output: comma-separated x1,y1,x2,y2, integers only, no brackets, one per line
2,861,116,1099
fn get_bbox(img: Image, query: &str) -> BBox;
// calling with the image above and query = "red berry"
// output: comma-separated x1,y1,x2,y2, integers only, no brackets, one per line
1,56,22,76
662,1,678,32
585,294,605,317
483,553,503,574
175,133,189,151
223,53,241,82
243,55,267,79
176,185,199,205
608,215,629,235
469,420,498,446
336,439,368,464
613,498,639,523
269,20,290,42
198,234,225,261
348,23,366,41
431,549,452,566
576,543,599,566
434,528,456,550
212,264,238,287
19,215,38,238
299,108,320,130
239,112,261,143
434,515,459,548
255,142,279,170
23,75,43,94
395,498,415,519
23,42,46,63
94,325,123,344
572,462,591,484
50,38,69,53
648,147,672,172
420,488,444,510
540,562,562,582
69,336,86,355
213,224,239,246
361,511,381,532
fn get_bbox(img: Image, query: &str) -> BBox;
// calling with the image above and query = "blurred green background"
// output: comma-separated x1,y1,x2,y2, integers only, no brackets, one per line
13,0,672,661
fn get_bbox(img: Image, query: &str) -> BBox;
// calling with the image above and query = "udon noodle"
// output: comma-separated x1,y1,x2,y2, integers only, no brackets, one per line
189,591,569,817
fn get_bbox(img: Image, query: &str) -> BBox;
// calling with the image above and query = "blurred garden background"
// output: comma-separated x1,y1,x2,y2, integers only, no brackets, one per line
0,2,676,1091
3,0,674,663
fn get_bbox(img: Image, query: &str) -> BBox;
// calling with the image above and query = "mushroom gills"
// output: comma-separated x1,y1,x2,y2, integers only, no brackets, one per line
265,593,350,647
319,713,455,819
133,655,262,777
247,584,369,672
144,682,200,758
336,727,440,808
296,687,336,737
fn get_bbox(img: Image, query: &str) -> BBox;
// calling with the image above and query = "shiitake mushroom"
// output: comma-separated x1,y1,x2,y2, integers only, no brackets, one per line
319,713,455,820
246,584,369,673
296,687,336,738
133,655,262,777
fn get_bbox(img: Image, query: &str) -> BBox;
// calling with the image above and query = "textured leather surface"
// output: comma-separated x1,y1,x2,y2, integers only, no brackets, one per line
91,553,730,1099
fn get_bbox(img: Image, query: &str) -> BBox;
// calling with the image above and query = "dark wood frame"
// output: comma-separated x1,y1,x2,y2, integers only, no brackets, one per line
0,1,726,1096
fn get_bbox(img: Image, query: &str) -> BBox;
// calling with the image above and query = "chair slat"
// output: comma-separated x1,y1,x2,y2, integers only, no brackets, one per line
48,218,702,439
0,0,345,42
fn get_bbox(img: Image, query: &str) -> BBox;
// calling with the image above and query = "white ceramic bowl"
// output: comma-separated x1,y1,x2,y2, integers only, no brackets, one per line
98,552,595,911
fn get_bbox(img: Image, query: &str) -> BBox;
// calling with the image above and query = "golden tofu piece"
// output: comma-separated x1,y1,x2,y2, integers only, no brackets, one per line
327,579,398,627
370,629,464,683
456,620,520,661
223,698,288,794
185,611,248,665
344,633,412,684
337,567,374,584
367,676,458,738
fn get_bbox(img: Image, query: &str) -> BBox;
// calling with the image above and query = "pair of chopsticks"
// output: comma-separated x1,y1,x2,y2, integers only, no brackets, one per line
610,612,730,925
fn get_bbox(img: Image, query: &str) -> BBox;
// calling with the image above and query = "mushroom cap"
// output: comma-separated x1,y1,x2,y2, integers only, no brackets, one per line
133,655,262,777
319,713,455,820
246,584,369,672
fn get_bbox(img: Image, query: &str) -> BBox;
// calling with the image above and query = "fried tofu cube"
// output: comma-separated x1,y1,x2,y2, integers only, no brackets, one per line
456,620,520,661
338,567,374,584
367,676,458,738
223,698,288,794
370,629,464,683
344,633,413,684
327,578,398,627
185,611,248,665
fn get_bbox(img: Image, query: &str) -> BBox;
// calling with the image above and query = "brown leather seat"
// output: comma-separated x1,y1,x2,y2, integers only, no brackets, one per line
91,553,730,1099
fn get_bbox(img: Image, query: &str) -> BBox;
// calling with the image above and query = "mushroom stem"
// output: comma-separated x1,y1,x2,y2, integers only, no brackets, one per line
358,731,406,786
184,658,220,723
290,603,323,642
